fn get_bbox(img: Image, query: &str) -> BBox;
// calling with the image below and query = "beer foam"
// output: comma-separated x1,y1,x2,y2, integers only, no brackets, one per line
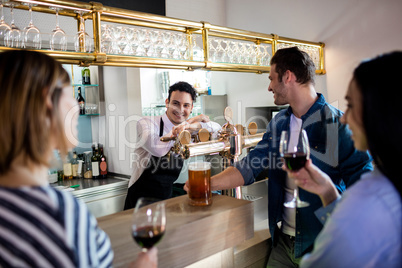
188,162,211,171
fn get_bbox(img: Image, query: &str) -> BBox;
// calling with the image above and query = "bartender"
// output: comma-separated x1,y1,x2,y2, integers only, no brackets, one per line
124,81,221,209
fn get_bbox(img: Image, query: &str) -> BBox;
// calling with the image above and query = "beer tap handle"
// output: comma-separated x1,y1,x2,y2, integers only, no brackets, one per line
224,106,233,124
160,136,176,142
235,124,245,136
178,130,191,145
198,128,211,142
248,122,258,135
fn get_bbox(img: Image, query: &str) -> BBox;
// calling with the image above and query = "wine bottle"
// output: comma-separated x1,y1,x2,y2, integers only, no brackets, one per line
91,144,100,179
83,152,92,179
77,87,85,115
82,67,91,85
99,143,107,179
63,151,73,180
71,151,79,179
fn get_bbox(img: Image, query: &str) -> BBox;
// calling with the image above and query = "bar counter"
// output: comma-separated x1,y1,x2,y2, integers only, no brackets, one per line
97,194,254,268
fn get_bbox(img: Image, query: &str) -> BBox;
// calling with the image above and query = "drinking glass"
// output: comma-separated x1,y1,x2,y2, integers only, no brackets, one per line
0,1,12,47
188,162,212,206
100,24,113,54
279,129,310,208
131,197,166,252
9,3,21,48
74,11,92,53
23,3,41,49
49,8,67,51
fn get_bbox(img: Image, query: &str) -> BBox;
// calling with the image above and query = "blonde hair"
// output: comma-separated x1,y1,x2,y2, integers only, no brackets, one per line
0,50,71,174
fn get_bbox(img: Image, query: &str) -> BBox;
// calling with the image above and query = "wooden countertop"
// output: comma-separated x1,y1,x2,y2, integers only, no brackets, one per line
98,194,254,268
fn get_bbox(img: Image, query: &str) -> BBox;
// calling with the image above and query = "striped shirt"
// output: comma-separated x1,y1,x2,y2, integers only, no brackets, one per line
0,186,113,268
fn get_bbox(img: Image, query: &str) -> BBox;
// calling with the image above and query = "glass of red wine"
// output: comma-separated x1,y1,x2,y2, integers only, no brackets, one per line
279,129,310,208
132,197,166,252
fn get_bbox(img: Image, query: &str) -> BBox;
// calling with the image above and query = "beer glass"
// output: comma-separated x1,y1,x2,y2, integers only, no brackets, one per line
188,161,212,206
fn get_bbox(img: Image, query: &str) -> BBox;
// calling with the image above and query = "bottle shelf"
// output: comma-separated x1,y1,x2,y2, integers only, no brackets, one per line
73,84,99,87
79,113,100,117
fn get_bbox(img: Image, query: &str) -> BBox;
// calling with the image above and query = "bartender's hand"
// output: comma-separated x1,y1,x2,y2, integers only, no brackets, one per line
129,247,158,268
282,159,339,207
187,114,210,124
172,114,211,136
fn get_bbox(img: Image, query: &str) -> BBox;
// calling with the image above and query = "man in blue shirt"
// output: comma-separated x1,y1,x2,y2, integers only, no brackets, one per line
203,47,373,267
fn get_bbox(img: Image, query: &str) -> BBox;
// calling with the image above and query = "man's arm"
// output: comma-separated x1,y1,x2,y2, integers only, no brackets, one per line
211,167,245,191
172,114,221,136
137,117,174,157
184,166,244,192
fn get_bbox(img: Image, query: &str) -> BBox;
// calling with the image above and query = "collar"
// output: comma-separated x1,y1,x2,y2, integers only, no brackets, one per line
162,113,175,132
285,93,326,120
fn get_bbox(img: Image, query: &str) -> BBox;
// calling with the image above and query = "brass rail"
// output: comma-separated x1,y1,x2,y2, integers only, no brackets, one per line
3,0,326,74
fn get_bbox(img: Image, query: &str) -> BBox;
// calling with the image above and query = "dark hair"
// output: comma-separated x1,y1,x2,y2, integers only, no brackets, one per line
354,51,402,196
168,81,197,102
0,50,71,174
270,46,316,85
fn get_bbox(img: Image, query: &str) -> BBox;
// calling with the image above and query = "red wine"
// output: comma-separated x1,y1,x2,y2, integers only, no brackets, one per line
132,226,165,249
283,153,307,171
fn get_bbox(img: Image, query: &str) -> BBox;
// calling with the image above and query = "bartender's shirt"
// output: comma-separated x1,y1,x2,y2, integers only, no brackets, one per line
129,113,221,187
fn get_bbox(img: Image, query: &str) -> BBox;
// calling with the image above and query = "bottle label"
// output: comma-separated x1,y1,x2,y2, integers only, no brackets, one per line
63,163,72,176
100,161,107,175
72,164,78,177
92,162,100,176
84,170,92,179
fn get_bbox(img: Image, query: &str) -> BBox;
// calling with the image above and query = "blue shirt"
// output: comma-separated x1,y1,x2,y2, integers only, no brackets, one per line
301,169,402,267
234,93,373,258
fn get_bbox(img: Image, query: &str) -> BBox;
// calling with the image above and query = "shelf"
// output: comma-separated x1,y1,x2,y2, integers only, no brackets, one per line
2,0,325,74
79,113,100,117
73,84,99,87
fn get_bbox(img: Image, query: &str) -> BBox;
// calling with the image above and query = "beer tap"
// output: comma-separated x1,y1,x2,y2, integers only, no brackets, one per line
160,106,265,199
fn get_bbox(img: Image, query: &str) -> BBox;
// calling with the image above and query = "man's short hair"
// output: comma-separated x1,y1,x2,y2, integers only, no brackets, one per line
168,81,197,102
270,47,316,85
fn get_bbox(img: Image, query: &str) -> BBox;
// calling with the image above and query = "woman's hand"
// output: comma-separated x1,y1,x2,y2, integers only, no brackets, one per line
129,247,158,268
282,159,340,207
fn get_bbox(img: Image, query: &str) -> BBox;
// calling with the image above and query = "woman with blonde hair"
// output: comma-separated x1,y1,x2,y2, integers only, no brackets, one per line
0,50,156,268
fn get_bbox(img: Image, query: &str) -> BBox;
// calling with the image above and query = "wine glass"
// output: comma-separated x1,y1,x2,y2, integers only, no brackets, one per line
74,11,93,53
279,129,310,208
0,0,11,47
9,3,21,48
131,197,166,252
23,3,41,49
49,7,67,51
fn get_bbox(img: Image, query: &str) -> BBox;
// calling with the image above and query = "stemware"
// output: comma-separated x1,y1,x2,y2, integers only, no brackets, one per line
9,3,21,48
131,197,166,252
49,7,67,51
23,3,41,49
0,1,11,47
279,129,310,208
74,11,92,53
100,24,113,54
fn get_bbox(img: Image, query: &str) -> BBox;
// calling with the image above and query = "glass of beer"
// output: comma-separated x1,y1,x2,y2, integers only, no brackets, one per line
188,161,212,206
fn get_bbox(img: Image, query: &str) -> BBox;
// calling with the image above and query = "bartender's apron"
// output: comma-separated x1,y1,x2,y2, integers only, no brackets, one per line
124,118,184,210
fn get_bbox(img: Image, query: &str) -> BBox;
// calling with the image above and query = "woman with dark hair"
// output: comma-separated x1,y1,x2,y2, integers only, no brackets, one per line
0,50,157,267
284,51,402,267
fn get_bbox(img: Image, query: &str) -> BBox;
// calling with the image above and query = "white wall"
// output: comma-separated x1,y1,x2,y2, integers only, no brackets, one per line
166,0,402,113
224,0,402,111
